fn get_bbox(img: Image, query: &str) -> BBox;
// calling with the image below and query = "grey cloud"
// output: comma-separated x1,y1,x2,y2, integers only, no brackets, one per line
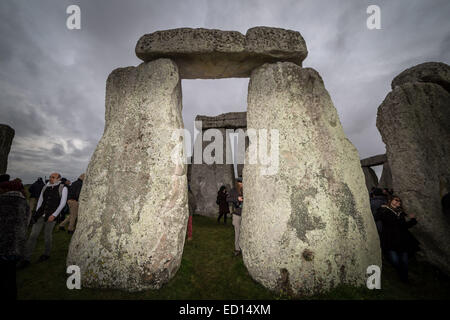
1,0,449,184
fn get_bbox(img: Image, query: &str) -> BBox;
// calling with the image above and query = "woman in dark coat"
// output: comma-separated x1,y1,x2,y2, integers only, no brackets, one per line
374,195,419,283
217,186,230,224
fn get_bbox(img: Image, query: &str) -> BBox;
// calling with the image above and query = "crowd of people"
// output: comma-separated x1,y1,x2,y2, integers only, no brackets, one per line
2,168,448,298
0,172,84,299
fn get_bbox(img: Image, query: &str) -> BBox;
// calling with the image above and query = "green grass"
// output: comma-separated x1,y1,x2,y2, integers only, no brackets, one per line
16,215,450,300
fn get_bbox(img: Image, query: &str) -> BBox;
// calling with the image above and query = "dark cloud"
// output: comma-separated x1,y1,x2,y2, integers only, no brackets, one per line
1,0,449,183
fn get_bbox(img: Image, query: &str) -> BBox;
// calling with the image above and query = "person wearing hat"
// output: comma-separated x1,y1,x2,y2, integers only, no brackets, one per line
227,176,243,256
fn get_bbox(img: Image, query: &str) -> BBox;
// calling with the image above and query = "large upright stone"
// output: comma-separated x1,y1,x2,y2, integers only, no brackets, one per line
377,62,450,274
0,124,14,174
190,112,247,216
377,162,393,190
135,27,307,79
362,167,379,192
241,62,381,296
67,59,189,291
392,62,450,92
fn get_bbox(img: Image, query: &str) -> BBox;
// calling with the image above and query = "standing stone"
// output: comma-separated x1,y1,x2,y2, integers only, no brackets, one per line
191,127,234,216
241,62,381,296
190,112,246,216
362,167,379,192
0,124,15,175
67,59,189,291
377,62,450,274
377,162,393,190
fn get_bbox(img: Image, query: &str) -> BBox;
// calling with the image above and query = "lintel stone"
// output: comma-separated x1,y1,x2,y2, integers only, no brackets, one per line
135,27,308,79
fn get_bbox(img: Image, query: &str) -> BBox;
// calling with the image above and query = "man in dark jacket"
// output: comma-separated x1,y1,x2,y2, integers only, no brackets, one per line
59,173,84,234
0,179,30,299
227,177,243,256
19,172,68,267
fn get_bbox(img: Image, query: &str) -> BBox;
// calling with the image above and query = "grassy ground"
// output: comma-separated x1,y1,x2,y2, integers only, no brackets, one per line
16,215,450,300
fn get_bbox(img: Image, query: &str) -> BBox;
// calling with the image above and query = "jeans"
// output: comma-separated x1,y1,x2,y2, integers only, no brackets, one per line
24,216,56,260
387,250,409,281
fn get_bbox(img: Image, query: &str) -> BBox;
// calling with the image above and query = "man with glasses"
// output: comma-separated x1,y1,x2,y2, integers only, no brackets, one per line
18,173,68,268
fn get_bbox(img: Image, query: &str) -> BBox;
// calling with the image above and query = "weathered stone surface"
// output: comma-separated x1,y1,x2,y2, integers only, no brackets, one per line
190,112,247,216
392,62,450,92
241,62,381,296
0,124,14,174
360,154,387,167
190,127,234,216
135,27,307,79
67,59,189,291
196,112,247,129
377,162,393,190
362,167,379,192
377,76,450,274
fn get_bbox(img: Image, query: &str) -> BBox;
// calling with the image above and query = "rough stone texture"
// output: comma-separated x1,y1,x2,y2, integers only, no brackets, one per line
241,62,381,296
362,167,379,192
67,59,189,291
136,27,308,79
196,112,247,129
392,62,450,92
360,154,387,167
377,162,393,190
190,127,234,217
190,112,247,216
377,69,450,274
0,124,15,174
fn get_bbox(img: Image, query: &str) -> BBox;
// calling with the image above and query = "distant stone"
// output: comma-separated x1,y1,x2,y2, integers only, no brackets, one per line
377,72,450,274
0,124,15,174
392,62,450,92
360,154,387,167
196,112,247,129
362,167,379,192
67,59,189,291
135,27,308,79
241,62,381,296
377,162,393,190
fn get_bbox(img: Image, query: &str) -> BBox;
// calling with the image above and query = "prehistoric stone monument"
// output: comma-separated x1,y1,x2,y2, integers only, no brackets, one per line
377,62,450,275
67,60,188,290
190,112,246,216
0,124,15,175
240,62,380,295
360,154,392,191
68,27,381,295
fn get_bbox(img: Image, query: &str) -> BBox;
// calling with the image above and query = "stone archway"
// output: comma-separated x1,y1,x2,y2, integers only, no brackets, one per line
189,112,246,217
67,27,381,295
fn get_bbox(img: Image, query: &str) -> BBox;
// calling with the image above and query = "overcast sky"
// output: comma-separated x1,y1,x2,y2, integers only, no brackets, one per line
1,0,449,183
